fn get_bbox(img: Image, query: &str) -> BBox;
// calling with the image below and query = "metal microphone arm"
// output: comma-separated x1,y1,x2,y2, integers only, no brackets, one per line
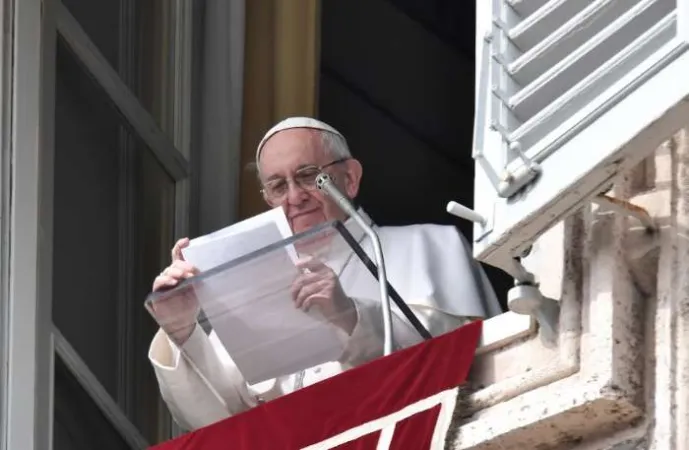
315,173,394,356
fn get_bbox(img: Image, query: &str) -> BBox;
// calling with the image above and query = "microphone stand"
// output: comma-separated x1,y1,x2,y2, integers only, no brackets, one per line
315,173,394,356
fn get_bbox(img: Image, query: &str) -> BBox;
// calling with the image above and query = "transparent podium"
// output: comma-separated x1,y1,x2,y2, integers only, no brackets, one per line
145,220,427,389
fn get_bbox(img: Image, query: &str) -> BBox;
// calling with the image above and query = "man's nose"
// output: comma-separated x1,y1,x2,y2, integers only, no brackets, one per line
285,180,309,205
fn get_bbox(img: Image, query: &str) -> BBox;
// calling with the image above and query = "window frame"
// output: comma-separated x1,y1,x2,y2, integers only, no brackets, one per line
2,0,57,448
2,0,199,447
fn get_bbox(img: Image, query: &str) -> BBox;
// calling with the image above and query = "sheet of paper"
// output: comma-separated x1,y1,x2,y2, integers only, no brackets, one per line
182,206,297,271
181,207,346,384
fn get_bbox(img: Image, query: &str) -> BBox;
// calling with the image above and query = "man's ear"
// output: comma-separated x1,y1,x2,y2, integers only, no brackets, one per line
343,158,363,199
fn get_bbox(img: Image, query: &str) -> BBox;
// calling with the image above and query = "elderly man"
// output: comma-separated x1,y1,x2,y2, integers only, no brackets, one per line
148,117,501,431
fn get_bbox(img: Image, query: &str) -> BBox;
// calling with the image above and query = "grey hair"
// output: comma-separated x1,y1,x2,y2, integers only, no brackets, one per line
319,130,352,159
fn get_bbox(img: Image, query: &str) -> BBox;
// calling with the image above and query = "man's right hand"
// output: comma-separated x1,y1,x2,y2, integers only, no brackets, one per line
150,238,200,345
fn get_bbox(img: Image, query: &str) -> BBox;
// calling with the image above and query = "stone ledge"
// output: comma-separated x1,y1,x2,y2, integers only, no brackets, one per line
452,374,643,450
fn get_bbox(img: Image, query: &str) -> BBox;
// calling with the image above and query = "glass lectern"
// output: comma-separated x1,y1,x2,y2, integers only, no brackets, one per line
144,220,425,388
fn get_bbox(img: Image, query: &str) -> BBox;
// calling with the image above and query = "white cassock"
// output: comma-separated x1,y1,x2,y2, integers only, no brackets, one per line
148,209,501,431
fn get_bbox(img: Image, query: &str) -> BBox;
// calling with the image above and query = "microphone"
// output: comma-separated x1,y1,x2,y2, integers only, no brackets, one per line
315,173,394,355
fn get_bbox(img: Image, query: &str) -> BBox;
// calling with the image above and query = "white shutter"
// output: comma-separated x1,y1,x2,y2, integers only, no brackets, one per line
471,0,689,270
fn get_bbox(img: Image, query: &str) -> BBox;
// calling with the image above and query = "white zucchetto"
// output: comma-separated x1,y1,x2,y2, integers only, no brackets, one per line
255,117,345,164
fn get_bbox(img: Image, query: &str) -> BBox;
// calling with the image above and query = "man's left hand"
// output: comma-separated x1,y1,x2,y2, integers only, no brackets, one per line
291,257,357,334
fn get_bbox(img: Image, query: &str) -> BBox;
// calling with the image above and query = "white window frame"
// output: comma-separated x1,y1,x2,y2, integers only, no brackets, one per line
470,0,689,277
2,0,57,449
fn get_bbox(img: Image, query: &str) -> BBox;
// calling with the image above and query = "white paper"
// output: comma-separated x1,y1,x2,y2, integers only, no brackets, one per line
182,207,345,384
182,206,297,271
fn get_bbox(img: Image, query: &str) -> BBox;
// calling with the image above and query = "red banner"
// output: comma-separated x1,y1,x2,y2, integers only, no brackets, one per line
151,321,482,450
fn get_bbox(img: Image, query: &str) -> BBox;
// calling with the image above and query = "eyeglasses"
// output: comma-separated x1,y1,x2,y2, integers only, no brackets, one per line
260,158,349,202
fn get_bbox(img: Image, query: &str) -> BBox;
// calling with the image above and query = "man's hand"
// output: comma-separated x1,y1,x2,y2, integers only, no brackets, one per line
291,257,357,334
150,238,200,345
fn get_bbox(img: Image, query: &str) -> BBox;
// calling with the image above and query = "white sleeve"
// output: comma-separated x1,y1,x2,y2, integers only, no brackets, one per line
148,325,258,431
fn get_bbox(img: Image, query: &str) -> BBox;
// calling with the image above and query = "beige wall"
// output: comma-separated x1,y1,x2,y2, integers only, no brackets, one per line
239,0,321,219
445,131,689,449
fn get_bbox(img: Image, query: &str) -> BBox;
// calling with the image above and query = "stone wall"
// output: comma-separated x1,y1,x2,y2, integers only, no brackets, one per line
447,131,689,449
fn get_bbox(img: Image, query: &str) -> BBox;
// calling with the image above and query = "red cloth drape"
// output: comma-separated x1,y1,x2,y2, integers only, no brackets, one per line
150,320,482,450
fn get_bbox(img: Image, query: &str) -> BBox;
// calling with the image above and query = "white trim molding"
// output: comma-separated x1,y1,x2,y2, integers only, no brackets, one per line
3,0,57,448
0,4,10,443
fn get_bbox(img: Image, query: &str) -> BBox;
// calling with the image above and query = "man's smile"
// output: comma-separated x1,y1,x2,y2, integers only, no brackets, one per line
289,208,320,220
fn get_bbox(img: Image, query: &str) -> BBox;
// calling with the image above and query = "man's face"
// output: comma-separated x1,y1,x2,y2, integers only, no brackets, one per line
258,128,361,234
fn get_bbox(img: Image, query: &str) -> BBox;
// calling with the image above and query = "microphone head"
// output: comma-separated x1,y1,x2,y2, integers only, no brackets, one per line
315,172,332,190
